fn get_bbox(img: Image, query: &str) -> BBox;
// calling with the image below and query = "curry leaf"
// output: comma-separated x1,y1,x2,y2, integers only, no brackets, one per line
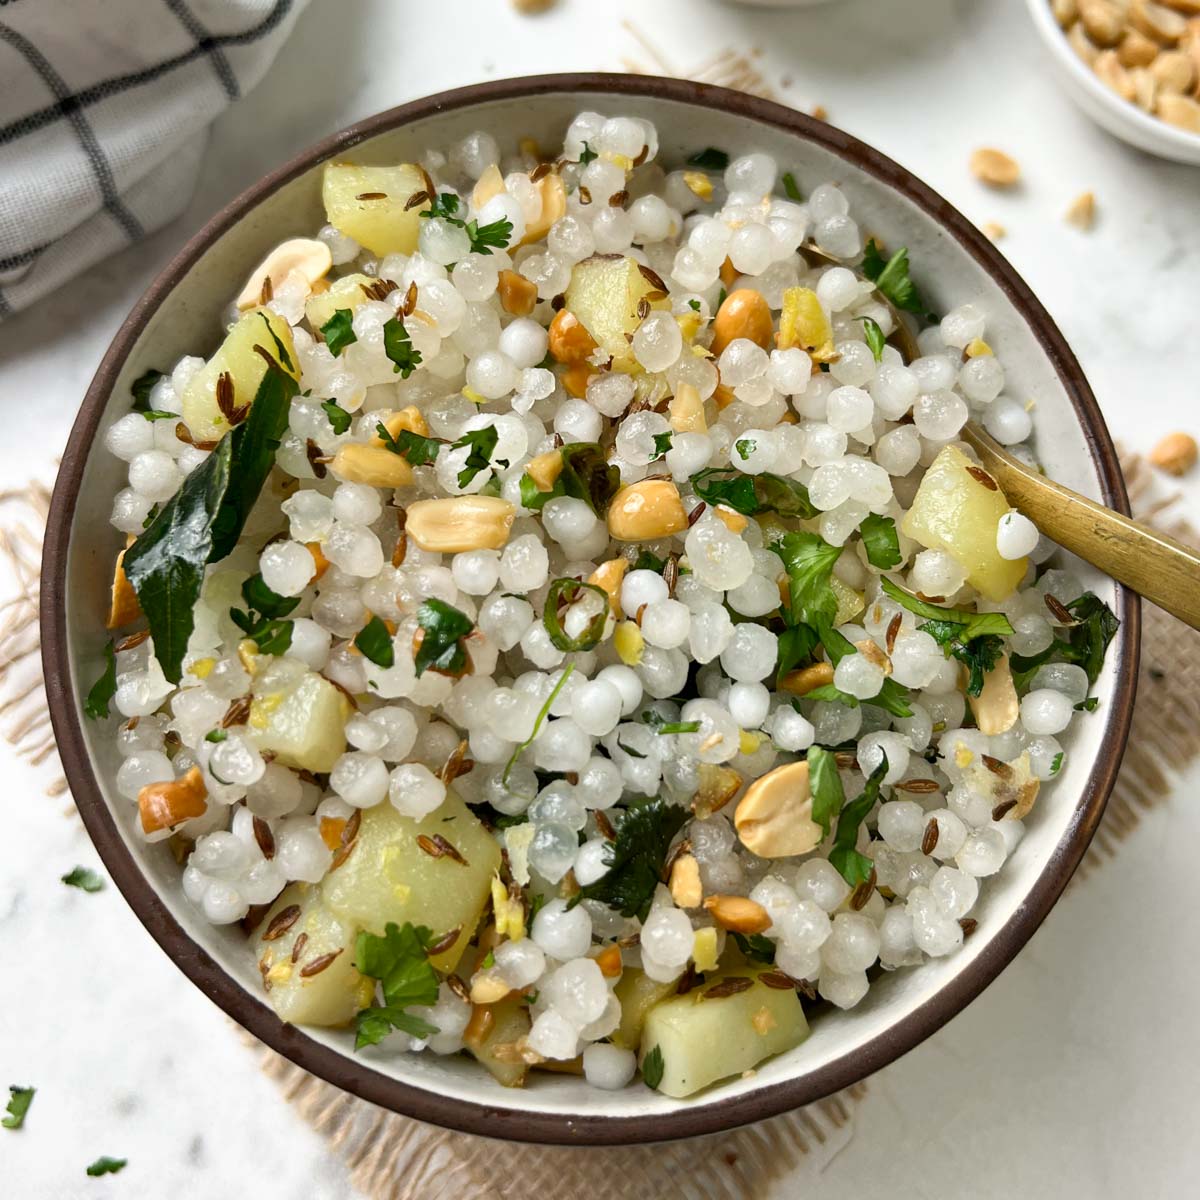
320,309,358,357
828,754,888,886
83,640,117,720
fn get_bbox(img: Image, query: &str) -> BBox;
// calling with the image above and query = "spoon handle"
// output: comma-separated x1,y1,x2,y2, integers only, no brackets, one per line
961,423,1200,631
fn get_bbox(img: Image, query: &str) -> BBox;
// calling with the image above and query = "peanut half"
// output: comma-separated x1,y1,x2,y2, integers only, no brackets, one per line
967,654,1019,736
734,761,823,858
703,894,772,934
606,480,689,542
669,853,703,909
1148,431,1198,475
406,496,516,552
969,147,1021,188
138,765,208,836
235,238,332,312
710,288,773,357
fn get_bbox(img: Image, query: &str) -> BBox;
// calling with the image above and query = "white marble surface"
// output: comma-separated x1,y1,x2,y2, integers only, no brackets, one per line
2,0,1198,1196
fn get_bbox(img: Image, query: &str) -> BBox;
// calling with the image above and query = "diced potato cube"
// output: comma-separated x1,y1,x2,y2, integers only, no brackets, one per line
321,162,429,257
304,272,376,331
901,444,1027,601
564,254,664,363
180,308,299,444
639,969,808,1098
257,883,373,1027
777,287,835,362
249,670,352,773
320,792,500,973
467,994,532,1088
610,968,677,1052
831,575,865,625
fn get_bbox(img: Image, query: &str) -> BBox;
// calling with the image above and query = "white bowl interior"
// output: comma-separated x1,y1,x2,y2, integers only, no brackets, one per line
1026,0,1200,166
62,87,1126,1126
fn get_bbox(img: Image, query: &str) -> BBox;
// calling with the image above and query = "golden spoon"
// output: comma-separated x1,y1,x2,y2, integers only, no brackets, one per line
961,423,1200,630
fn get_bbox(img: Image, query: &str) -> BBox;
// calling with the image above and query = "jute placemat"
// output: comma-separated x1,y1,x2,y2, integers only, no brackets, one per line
3,448,1195,1198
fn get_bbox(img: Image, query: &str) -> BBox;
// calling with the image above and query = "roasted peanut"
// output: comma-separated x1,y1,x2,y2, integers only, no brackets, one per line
521,173,567,244
498,269,538,316
1148,431,1199,475
777,661,835,696
1157,91,1200,128
969,147,1021,187
587,557,630,616
138,766,208,835
525,449,564,492
710,288,774,357
330,443,414,489
669,853,704,909
734,761,823,858
606,480,689,542
236,238,332,311
371,405,430,443
668,381,707,433
967,655,1020,736
548,309,597,364
107,542,141,629
405,496,516,552
703,894,772,934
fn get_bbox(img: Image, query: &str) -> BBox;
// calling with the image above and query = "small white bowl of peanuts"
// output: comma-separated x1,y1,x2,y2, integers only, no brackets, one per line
1027,0,1200,165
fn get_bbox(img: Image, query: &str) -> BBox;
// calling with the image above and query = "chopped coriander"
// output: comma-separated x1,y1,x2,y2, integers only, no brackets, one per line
579,142,598,165
481,949,496,970
716,286,727,308
1050,751,1064,774
130,368,164,411
735,438,757,461
466,216,514,255
654,720,701,735
452,425,502,488
414,598,473,677
858,513,901,570
691,468,817,519
571,796,688,921
320,309,358,357
139,409,177,422
807,746,844,837
652,432,673,458
686,147,729,171
353,923,441,1050
503,663,574,783
804,683,861,708
861,239,932,319
230,573,299,658
3,1086,34,1129
819,622,913,718
83,640,117,720
377,422,442,466
1010,592,1118,696
775,623,819,688
732,931,776,963
321,398,352,434
772,531,842,629
828,755,888,886
687,298,701,312
642,1044,665,1089
781,172,803,202
355,614,396,668
205,729,228,743
423,192,463,221
633,549,666,573
542,578,610,652
61,866,104,893
86,1157,127,1177
861,315,886,362
382,315,422,377
242,573,300,620
1075,696,1100,712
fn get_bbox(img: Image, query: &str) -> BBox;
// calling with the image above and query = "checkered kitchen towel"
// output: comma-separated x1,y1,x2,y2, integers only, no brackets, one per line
0,0,308,319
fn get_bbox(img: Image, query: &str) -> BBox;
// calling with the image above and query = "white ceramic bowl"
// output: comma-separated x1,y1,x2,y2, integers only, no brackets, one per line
1027,0,1200,165
42,73,1138,1145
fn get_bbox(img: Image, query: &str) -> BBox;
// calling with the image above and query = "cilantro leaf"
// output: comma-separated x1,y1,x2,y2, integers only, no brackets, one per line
383,316,422,377
633,549,666,573
320,309,358,357
543,578,610,652
828,754,887,886
321,398,352,434
772,532,842,629
859,514,901,570
654,720,701,735
735,438,756,461
686,147,729,171
860,239,933,319
818,623,913,718
776,623,819,687
376,422,443,466
691,468,817,519
83,640,117,720
782,172,803,202
642,1044,665,1089
86,1157,127,1177
731,932,776,963
880,578,1015,643
353,922,441,1050
229,573,299,658
414,598,473,677
465,217,514,255
1050,751,1064,775
140,409,177,422
422,192,463,221
687,298,701,312
579,142,598,166
124,359,297,682
130,368,165,412
242,573,300,620
452,425,501,488
804,683,860,708
355,614,395,668
1063,592,1120,686
652,432,673,458
61,866,104,893
205,729,227,743
952,632,1005,697
3,1085,34,1130
862,316,886,362
571,797,689,921
807,745,844,837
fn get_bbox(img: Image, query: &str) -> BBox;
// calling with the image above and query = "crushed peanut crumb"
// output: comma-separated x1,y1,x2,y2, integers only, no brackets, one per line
969,147,1021,188
1065,190,1097,230
1149,431,1199,477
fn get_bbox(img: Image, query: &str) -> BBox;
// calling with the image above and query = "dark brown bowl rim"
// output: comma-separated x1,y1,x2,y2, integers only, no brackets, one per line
41,72,1139,1146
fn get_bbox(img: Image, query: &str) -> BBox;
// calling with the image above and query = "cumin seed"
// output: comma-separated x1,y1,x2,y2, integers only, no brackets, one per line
259,275,274,305
356,191,388,200
404,189,431,211
982,754,1014,779
895,778,940,794
594,809,617,841
578,185,592,205
291,931,309,963
299,949,343,977
637,263,669,292
849,867,876,910
446,974,470,1003
403,281,418,316
966,465,998,491
758,970,798,990
664,553,680,597
551,293,566,311
922,818,940,855
262,904,301,941
252,816,275,860
221,695,252,728
1044,593,1075,625
114,631,150,653
687,501,707,526
886,612,902,656
702,976,754,1001
306,438,328,479
636,297,650,320
530,161,553,183
991,798,1018,821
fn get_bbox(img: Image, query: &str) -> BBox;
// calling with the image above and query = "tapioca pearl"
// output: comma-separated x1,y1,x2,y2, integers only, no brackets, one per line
910,354,958,393
821,913,881,974
906,885,963,955
721,151,775,196
913,390,968,441
996,511,1039,560
875,799,926,853
465,349,519,401
329,751,388,808
878,905,920,967
500,534,549,591
718,338,770,388
329,481,381,527
665,431,713,481
809,696,862,746
719,622,778,683
571,836,612,887
958,355,1005,405
533,717,592,773
449,129,499,176
922,809,967,860
982,395,1032,444
1020,688,1073,736
640,905,693,969
105,413,156,461
869,363,919,420
451,549,501,597
543,956,608,1026
387,762,445,819
813,266,858,312
640,599,690,650
939,303,986,349
889,629,943,689
872,425,920,476
494,938,546,991
1030,662,1090,705
595,664,643,716
765,348,811,398
533,895,594,962
115,751,174,801
825,386,873,433
814,213,861,258
631,310,683,373
832,651,884,700
323,523,383,578
540,497,598,549
637,646,690,700
620,569,668,614
910,549,967,597
955,825,1007,877
582,1043,636,1090
418,216,472,266
527,1009,579,1061
628,194,676,243
818,969,869,1009
451,254,500,301
209,733,266,789
930,866,979,920
794,858,851,913
829,341,875,387
128,450,183,501
257,540,315,598
110,487,156,534
1026,734,1064,780
769,704,815,752
726,573,780,619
